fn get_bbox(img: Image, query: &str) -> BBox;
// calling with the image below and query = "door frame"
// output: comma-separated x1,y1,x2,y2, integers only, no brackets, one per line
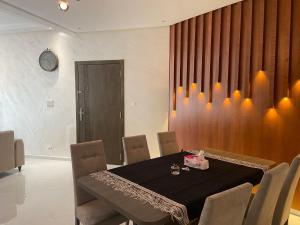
74,60,125,148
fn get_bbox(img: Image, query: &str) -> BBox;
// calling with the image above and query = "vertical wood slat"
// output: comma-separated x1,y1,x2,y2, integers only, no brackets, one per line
203,12,213,102
169,25,176,110
220,6,232,97
290,0,300,85
250,0,265,97
182,20,189,97
263,0,277,107
175,23,182,90
188,18,196,87
276,0,292,101
212,9,222,85
229,2,242,93
240,0,253,97
195,16,204,92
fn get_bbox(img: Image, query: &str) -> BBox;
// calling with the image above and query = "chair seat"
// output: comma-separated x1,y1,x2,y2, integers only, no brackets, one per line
76,199,124,225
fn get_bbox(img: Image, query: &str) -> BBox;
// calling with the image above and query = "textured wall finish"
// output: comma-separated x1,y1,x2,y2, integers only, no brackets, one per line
169,0,300,209
0,27,169,159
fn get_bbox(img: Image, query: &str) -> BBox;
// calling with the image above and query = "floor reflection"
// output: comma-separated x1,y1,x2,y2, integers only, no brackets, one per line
0,170,25,224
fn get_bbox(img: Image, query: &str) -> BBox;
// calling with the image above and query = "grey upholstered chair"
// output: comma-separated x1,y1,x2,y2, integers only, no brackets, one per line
0,130,24,173
70,140,127,225
157,131,180,156
244,163,289,225
272,155,300,225
122,135,150,165
198,183,253,225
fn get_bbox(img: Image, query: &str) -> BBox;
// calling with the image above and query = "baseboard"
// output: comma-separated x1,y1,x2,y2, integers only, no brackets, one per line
25,154,71,161
291,209,300,217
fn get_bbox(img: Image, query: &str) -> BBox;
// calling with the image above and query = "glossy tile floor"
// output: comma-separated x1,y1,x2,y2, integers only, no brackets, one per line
0,158,300,225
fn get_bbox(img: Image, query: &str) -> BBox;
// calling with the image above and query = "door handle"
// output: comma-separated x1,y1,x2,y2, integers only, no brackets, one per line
79,107,85,121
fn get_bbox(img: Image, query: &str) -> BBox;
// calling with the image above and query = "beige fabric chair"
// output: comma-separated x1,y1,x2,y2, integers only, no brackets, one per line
0,131,24,173
70,140,127,225
197,183,253,225
122,135,150,165
272,155,300,225
244,163,289,225
157,131,180,156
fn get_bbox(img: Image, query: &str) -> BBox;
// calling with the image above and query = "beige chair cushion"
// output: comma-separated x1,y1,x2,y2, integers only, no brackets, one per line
244,163,289,225
122,135,150,165
272,155,300,225
71,140,107,206
157,131,180,156
0,131,15,172
198,183,253,225
76,199,120,225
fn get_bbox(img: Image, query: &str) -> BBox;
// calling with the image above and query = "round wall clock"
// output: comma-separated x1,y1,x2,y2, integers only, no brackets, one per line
39,49,59,72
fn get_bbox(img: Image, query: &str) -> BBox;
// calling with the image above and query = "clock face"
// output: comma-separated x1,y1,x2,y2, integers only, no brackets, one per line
39,50,58,72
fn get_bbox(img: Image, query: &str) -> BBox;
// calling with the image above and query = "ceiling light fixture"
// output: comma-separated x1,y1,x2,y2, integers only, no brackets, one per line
58,0,69,12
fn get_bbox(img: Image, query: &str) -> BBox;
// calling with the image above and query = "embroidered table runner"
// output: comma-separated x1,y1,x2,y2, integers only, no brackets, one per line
91,152,266,225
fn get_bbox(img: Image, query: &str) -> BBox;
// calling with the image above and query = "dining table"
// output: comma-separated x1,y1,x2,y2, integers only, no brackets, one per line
78,148,275,225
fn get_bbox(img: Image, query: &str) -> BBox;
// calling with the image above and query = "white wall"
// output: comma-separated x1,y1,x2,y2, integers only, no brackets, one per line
0,27,169,159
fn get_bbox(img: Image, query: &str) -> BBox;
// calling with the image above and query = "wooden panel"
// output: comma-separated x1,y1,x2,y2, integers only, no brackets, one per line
290,0,300,85
229,2,242,92
263,0,277,106
203,12,213,102
188,18,196,86
276,0,292,101
182,20,189,97
169,0,300,210
250,0,265,97
175,23,182,89
169,25,176,111
220,6,232,96
212,9,222,85
239,0,253,97
195,16,204,90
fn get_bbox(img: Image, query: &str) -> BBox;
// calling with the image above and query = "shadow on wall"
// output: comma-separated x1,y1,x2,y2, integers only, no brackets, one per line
0,171,25,224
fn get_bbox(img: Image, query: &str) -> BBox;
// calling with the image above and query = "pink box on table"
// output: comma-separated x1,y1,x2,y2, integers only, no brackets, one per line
184,154,209,170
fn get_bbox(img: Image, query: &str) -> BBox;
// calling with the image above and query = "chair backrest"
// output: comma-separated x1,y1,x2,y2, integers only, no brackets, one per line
122,135,150,165
199,183,253,225
0,130,15,172
244,163,289,225
272,155,300,225
157,131,180,156
70,140,107,207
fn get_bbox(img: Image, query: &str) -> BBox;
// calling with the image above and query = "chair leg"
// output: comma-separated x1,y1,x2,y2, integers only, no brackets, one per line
284,220,288,225
18,166,22,172
75,218,80,225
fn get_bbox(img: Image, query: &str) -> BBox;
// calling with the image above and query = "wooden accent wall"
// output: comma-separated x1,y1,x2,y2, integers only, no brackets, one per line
169,0,300,209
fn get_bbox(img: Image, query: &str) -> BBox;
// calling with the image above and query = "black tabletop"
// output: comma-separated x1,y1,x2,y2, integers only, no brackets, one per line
109,152,264,220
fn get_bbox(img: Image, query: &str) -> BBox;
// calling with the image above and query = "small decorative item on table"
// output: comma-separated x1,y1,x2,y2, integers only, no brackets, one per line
184,150,209,170
171,164,181,175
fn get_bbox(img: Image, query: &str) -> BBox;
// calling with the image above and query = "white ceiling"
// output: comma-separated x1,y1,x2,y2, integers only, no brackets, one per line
0,7,47,33
0,0,241,33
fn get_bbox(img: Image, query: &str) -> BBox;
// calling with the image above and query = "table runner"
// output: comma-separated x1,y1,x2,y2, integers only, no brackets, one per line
90,152,266,225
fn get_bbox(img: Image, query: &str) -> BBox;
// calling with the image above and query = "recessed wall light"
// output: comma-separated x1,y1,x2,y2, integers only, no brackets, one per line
58,0,69,11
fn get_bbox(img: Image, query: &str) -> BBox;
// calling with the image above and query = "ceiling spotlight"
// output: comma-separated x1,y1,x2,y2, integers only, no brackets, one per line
58,0,69,11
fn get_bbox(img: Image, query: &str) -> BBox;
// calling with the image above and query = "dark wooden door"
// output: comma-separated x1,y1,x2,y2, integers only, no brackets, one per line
75,60,124,165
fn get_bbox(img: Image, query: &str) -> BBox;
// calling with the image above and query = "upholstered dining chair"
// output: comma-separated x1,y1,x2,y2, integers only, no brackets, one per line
197,183,253,225
70,140,128,225
272,155,300,225
244,163,289,225
157,131,180,156
122,135,150,165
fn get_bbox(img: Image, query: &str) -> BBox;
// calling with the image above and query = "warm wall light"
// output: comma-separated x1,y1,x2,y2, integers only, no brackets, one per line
278,97,293,111
223,98,231,107
197,92,205,102
215,82,222,90
265,107,279,122
242,98,253,110
171,110,176,117
293,80,300,96
191,83,197,91
183,97,189,105
177,86,183,95
206,103,212,111
233,90,241,101
58,0,69,11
